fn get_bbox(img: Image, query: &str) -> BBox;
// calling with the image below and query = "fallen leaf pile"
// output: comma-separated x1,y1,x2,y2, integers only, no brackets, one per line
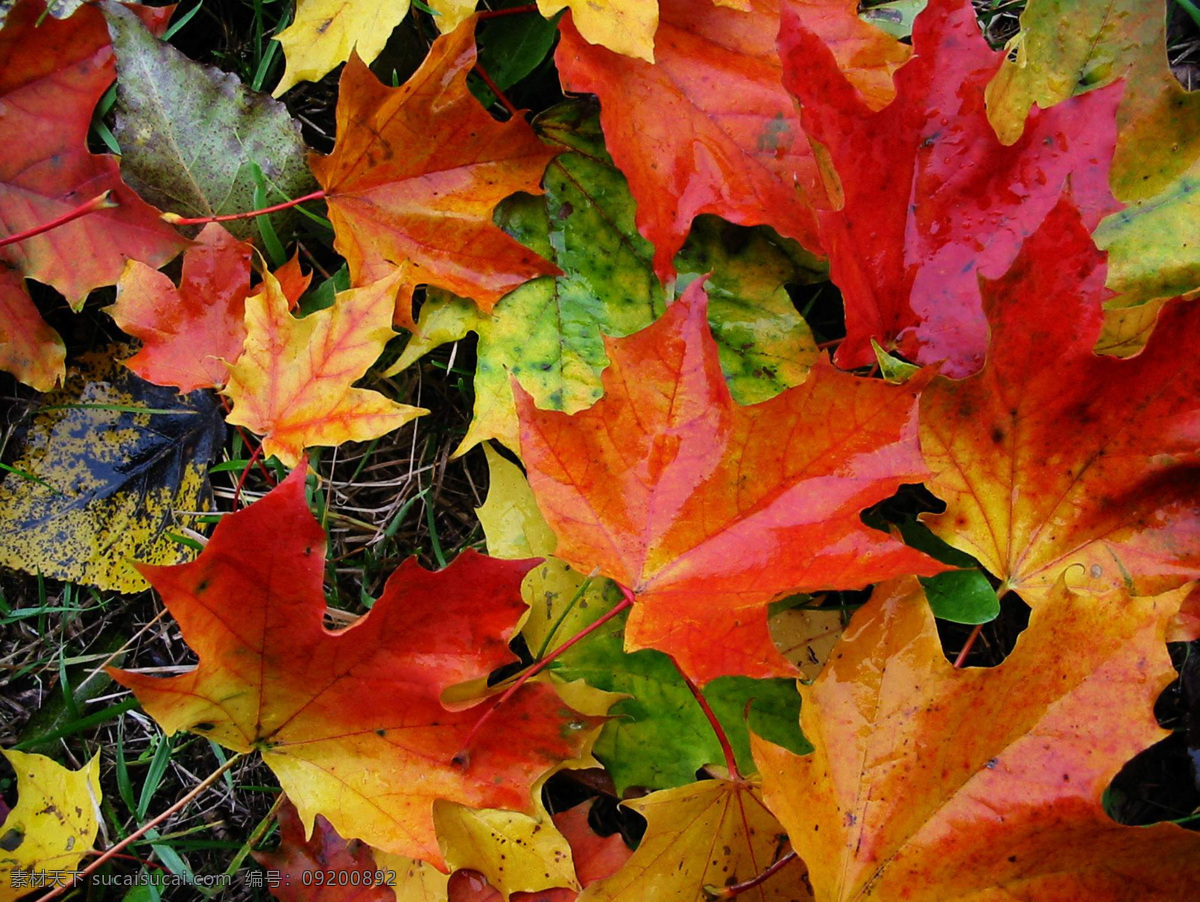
2,0,1200,898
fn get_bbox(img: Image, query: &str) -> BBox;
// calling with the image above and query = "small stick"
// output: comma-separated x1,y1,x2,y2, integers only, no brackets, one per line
233,445,264,509
473,62,519,118
34,753,245,902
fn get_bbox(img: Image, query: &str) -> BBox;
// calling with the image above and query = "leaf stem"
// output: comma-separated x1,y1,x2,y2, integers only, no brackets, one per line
233,444,264,509
473,62,519,118
163,190,327,226
676,662,740,780
220,397,277,487
705,850,799,899
34,752,245,902
475,3,538,19
454,586,635,767
0,191,117,250
953,623,985,668
534,570,597,659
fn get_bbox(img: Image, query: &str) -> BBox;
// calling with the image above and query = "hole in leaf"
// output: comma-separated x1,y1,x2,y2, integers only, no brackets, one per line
936,591,1030,668
1106,732,1200,828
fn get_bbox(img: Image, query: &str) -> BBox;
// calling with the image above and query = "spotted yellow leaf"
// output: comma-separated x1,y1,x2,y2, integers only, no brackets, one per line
0,751,100,902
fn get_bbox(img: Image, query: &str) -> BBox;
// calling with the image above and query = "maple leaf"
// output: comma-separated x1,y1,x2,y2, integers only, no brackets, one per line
919,197,1200,601
768,602,846,680
542,0,657,62
1168,584,1200,643
447,800,632,902
0,266,64,391
223,269,425,468
516,280,946,684
0,0,186,307
984,0,1199,199
554,0,909,280
549,802,631,890
779,0,1121,376
753,576,1200,901
437,792,579,898
108,227,312,393
0,751,100,901
255,799,449,902
434,677,619,898
986,0,1200,310
394,104,823,457
110,468,604,866
478,445,809,793
273,253,315,306
577,775,805,902
272,0,480,96
108,224,255,392
310,17,559,329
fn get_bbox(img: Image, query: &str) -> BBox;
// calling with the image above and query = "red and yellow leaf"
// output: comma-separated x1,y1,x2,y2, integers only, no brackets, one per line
310,18,558,329
778,0,1120,376
754,577,1200,901
920,198,1200,601
554,0,908,280
224,269,425,468
516,280,945,685
111,469,602,867
0,0,185,307
109,227,312,393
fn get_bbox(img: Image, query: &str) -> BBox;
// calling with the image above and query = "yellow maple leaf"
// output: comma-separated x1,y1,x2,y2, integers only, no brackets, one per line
0,751,101,902
224,269,425,467
578,773,807,901
539,0,658,62
273,0,482,95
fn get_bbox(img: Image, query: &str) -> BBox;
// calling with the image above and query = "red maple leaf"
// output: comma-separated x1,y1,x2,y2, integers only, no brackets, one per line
0,0,186,306
111,469,600,866
779,0,1121,376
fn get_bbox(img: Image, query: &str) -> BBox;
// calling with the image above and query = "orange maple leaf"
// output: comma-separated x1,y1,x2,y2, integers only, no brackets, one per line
754,577,1200,901
108,224,255,393
310,16,559,329
0,266,64,391
920,197,1200,601
516,281,946,684
111,469,602,867
223,269,425,467
0,0,185,307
